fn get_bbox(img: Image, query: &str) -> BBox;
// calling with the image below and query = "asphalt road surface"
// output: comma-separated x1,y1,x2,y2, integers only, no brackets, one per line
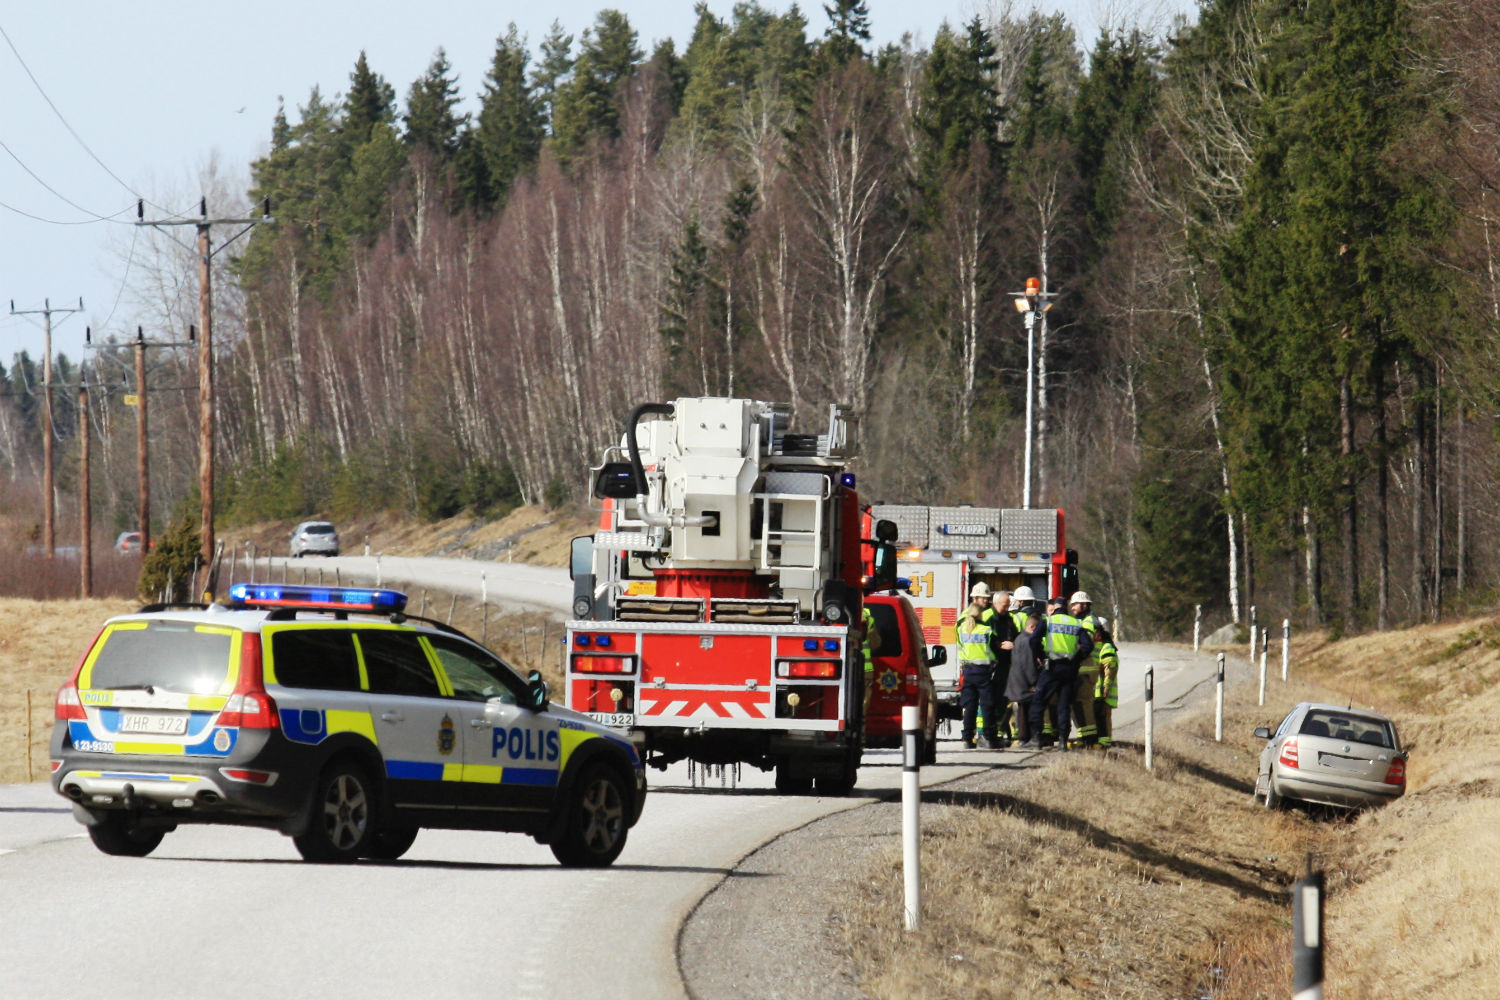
3,558,1229,999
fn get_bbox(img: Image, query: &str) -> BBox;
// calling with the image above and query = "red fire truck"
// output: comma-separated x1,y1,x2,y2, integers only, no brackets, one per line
868,505,1078,719
564,398,917,793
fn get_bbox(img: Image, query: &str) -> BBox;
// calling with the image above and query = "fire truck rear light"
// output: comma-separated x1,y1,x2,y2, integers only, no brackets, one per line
778,660,840,679
803,639,818,651
575,635,592,647
823,640,840,652
574,655,633,674
596,635,612,647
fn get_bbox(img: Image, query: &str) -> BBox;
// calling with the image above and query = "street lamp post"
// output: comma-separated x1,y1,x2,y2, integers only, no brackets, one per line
1011,277,1054,509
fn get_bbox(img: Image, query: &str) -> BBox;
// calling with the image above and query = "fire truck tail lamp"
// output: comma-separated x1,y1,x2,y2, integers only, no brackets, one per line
778,659,840,679
572,655,635,675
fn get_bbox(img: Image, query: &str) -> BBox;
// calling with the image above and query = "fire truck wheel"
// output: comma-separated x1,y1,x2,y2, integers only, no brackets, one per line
774,766,813,795
815,749,860,796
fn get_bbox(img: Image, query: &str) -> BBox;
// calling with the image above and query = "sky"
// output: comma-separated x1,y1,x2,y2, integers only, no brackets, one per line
0,0,1196,369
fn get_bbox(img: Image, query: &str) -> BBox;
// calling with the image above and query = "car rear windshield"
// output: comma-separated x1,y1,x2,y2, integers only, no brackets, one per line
867,603,903,658
1300,709,1394,747
87,622,236,693
303,524,335,534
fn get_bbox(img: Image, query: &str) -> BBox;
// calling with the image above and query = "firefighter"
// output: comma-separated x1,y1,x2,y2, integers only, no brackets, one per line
1069,591,1100,747
1018,591,1094,751
957,583,999,749
860,602,882,728
1092,618,1119,747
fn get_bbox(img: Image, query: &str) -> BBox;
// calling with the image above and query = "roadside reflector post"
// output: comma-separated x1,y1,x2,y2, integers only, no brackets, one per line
1215,652,1225,742
1282,619,1290,682
902,704,921,931
1144,666,1154,771
376,554,383,588
247,542,255,585
1249,604,1257,666
1293,859,1325,1000
1193,603,1202,652
1258,630,1268,706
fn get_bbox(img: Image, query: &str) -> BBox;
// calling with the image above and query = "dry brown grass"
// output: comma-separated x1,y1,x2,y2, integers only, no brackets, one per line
841,616,1500,999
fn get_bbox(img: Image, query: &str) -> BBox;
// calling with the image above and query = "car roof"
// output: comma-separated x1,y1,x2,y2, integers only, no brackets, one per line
101,604,454,638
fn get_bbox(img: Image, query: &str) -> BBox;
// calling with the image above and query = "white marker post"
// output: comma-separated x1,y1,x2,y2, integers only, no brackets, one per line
1249,604,1257,666
1193,603,1202,652
1144,666,1154,771
1293,862,1325,999
1282,619,1291,682
1215,652,1225,742
376,554,383,588
901,705,921,931
1258,629,1268,706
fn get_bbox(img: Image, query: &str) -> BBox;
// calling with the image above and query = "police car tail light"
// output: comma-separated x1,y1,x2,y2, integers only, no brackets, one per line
216,634,279,730
778,660,840,679
573,654,633,674
55,682,86,721
1279,737,1300,769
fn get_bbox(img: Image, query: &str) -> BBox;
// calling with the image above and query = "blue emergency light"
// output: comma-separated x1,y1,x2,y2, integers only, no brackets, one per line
839,473,856,488
228,583,408,612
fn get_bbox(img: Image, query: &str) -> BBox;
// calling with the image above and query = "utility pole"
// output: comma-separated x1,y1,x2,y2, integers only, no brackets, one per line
9,297,84,558
79,365,92,597
86,325,194,560
137,198,272,594
1009,278,1056,509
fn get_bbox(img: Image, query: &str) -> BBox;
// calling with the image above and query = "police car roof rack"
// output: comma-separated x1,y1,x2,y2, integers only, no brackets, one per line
138,601,211,614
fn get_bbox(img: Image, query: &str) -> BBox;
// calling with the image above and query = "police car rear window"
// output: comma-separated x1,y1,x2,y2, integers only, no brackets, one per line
359,630,441,697
89,622,235,692
270,629,361,691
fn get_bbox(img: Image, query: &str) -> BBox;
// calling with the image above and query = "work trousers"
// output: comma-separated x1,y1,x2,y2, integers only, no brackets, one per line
959,663,997,742
1072,667,1100,742
1028,659,1080,745
1009,699,1032,741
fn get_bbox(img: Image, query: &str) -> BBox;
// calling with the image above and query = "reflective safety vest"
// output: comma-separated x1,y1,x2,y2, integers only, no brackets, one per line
1042,612,1085,661
1095,640,1119,706
957,611,995,664
1010,609,1029,633
861,606,877,674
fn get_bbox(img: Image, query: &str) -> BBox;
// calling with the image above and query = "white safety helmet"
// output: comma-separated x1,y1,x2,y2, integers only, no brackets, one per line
1070,591,1092,605
969,582,992,598
1011,585,1036,603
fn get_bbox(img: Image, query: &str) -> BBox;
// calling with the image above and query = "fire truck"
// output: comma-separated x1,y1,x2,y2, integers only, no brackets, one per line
564,398,904,794
867,505,1078,719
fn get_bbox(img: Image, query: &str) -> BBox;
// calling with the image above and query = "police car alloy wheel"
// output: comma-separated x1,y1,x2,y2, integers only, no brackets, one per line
551,763,628,867
293,762,374,862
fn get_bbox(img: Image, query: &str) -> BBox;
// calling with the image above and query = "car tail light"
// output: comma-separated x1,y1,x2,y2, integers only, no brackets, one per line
1384,758,1406,785
216,633,279,729
778,659,840,679
220,768,275,784
572,655,634,674
55,682,86,721
1278,737,1299,769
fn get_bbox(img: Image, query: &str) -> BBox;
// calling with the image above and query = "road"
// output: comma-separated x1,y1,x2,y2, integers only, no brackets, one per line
2,557,1226,998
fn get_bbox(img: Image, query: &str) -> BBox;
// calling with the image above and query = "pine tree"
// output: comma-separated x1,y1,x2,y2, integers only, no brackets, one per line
471,24,545,208
342,51,396,147
532,20,575,135
403,48,469,158
820,0,871,66
551,11,643,165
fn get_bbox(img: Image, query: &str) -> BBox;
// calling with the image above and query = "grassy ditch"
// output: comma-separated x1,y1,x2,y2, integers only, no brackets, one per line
839,616,1500,999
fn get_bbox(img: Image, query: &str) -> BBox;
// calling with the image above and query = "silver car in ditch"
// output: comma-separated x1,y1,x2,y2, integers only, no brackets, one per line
1253,702,1408,810
290,520,340,557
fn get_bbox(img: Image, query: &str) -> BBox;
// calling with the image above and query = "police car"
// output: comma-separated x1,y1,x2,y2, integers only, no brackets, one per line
50,584,646,866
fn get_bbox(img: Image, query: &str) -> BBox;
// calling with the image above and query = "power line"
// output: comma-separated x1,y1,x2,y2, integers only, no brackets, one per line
0,136,134,223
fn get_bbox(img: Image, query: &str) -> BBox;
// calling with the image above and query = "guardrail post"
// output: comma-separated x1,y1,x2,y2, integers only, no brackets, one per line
1215,652,1225,742
1293,859,1325,999
1144,665,1154,771
902,704,921,931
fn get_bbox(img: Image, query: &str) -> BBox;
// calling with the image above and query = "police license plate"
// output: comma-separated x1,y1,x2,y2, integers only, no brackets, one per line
587,713,633,728
118,712,188,736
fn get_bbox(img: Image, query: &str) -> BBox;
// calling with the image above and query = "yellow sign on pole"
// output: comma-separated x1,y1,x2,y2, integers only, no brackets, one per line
124,394,138,407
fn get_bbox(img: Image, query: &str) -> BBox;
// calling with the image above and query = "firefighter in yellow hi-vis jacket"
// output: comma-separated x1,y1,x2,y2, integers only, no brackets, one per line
1092,618,1119,747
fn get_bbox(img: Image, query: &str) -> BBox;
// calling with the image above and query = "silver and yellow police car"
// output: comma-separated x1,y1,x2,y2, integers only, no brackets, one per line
50,584,646,865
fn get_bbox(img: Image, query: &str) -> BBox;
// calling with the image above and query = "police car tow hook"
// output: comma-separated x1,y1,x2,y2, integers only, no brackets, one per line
121,783,138,811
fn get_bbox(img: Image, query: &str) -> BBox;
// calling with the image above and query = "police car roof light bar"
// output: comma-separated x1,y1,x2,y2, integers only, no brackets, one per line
228,583,409,613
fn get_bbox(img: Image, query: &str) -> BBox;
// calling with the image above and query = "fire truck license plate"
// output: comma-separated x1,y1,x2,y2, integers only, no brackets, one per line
587,712,633,728
118,712,188,736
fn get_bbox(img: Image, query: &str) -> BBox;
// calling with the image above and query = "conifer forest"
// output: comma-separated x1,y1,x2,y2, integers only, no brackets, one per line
2,0,1496,636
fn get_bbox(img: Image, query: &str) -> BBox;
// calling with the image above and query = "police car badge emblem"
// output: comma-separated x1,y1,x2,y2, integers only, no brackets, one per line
213,729,232,753
438,714,456,755
878,668,901,693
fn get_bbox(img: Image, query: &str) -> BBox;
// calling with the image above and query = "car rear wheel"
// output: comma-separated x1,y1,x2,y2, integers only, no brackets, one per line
294,763,374,862
1263,772,1283,810
87,813,165,857
363,825,419,861
551,764,629,867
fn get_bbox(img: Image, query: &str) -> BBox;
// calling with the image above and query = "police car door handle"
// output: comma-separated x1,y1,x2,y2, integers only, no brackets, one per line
380,711,405,723
468,718,492,729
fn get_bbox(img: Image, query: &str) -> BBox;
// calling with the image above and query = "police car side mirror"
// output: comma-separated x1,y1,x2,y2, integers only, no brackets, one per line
926,645,947,668
527,670,550,712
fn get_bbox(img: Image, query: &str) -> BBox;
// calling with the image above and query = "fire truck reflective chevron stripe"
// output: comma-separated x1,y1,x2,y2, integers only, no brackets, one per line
638,689,771,719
